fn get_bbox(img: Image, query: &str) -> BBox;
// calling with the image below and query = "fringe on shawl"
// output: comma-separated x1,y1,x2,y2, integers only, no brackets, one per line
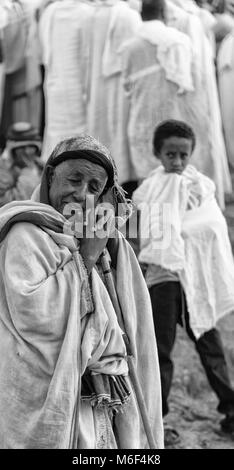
81,372,131,413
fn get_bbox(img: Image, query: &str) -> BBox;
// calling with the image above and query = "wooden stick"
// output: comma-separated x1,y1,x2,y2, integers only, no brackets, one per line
100,249,157,449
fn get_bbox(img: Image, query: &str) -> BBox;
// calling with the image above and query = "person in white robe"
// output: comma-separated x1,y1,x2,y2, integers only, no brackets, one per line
38,0,94,161
171,0,218,46
166,0,232,209
0,4,7,130
119,0,194,182
0,1,28,147
87,0,141,185
15,0,42,130
0,1,42,135
217,1,234,169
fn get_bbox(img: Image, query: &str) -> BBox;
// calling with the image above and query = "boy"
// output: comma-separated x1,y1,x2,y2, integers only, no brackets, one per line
133,119,234,442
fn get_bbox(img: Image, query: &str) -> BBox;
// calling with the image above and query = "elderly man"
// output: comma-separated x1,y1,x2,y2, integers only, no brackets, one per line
0,134,163,449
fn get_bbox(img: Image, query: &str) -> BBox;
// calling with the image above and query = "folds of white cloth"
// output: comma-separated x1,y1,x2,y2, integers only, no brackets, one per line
136,20,194,94
39,1,94,160
133,165,234,339
217,31,234,168
102,0,141,77
166,0,232,207
0,199,163,448
217,31,234,72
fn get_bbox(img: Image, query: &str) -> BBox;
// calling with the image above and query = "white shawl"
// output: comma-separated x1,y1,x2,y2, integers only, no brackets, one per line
0,200,163,448
133,165,234,338
137,20,194,93
102,0,141,77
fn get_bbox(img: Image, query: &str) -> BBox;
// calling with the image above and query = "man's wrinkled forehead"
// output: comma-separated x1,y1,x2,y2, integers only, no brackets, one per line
54,158,108,181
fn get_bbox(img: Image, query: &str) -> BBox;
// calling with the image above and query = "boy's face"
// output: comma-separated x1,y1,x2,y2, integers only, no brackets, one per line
157,136,192,175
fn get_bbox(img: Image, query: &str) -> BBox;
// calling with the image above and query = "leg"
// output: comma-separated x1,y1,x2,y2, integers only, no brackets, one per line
183,296,234,416
196,329,234,415
149,282,182,416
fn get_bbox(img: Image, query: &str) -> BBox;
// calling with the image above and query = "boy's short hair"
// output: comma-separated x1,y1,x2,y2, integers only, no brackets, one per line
153,119,196,155
141,0,166,21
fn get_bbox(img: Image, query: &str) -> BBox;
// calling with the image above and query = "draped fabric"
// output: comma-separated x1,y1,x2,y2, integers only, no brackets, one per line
87,0,141,184
133,165,234,339
166,0,232,208
137,20,194,93
120,20,194,180
217,31,234,168
0,199,163,448
0,0,42,134
39,0,94,161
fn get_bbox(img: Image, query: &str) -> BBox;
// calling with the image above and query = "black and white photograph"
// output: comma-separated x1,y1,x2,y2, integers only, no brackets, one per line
0,0,233,457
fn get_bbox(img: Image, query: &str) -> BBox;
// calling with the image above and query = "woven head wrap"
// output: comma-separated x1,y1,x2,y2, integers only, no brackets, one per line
40,134,132,219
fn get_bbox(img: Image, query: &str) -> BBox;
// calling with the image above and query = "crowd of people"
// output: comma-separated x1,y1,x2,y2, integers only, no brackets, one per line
0,0,234,206
0,0,234,450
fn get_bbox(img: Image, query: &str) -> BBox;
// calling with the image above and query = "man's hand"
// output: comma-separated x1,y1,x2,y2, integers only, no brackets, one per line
79,231,109,274
79,194,116,273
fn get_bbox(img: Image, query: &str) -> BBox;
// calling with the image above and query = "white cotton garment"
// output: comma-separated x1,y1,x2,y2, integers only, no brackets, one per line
217,31,234,169
166,0,232,208
0,199,164,448
39,0,94,161
137,20,194,94
87,0,141,184
133,165,234,339
120,20,194,181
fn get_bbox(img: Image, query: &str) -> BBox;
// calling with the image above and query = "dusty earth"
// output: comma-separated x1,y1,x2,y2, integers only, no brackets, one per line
164,313,234,449
163,172,234,450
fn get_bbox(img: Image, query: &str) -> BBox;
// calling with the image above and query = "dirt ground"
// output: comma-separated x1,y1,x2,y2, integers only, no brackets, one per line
163,178,234,450
164,313,234,449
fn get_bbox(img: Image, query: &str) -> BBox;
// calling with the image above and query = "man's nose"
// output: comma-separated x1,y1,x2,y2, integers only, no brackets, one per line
75,182,90,201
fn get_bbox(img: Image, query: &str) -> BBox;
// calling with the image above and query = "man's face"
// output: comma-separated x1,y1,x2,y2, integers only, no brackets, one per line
157,136,192,175
49,158,108,215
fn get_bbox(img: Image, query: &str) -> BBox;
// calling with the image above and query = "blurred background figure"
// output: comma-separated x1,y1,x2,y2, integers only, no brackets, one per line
0,0,42,152
120,0,194,186
207,1,234,50
217,0,234,170
0,121,43,206
166,0,232,208
87,0,141,188
38,0,94,161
